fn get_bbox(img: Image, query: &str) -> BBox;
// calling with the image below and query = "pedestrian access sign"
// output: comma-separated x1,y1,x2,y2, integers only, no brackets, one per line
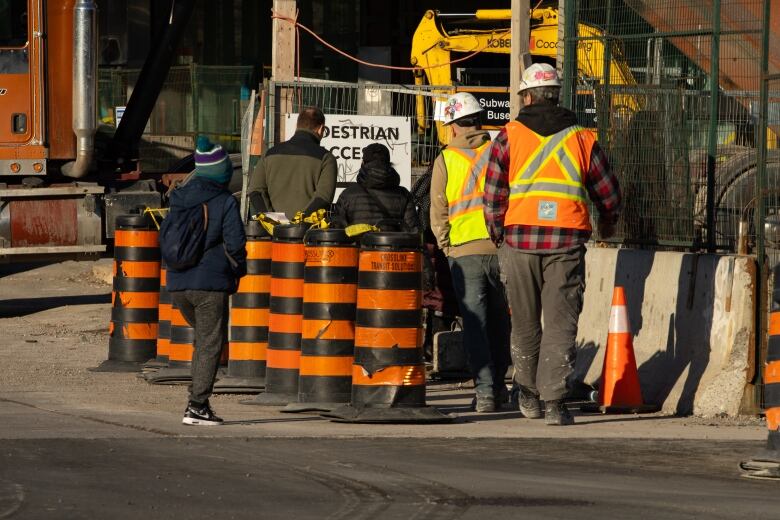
285,114,412,199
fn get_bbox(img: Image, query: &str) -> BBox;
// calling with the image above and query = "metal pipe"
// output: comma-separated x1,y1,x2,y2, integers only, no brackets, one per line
598,0,613,147
561,0,577,110
754,0,772,398
705,0,721,252
61,0,97,179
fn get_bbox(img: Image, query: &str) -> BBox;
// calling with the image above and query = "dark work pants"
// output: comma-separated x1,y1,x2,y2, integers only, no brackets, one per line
498,245,585,401
171,290,229,406
448,254,512,398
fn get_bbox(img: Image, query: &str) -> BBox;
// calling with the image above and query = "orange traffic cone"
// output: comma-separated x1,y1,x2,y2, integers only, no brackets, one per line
582,287,659,414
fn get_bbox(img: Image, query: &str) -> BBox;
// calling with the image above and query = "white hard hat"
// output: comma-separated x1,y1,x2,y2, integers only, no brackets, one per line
518,63,561,92
442,92,483,126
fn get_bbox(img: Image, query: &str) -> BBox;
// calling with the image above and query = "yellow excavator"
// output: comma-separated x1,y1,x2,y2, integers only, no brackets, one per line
410,8,638,144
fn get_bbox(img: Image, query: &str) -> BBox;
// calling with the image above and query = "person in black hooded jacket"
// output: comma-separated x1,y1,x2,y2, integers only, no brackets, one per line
332,143,419,232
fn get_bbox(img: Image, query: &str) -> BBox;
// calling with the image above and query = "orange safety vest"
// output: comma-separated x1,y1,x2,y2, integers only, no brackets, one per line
504,121,595,231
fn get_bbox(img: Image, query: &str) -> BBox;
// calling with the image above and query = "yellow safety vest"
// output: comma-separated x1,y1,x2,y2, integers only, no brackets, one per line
442,141,491,246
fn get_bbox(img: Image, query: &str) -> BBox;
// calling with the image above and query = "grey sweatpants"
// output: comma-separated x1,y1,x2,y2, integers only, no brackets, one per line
498,245,585,401
171,290,229,406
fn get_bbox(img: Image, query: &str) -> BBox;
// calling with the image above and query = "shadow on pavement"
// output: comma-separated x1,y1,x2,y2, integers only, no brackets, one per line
0,261,53,278
222,416,325,426
0,293,111,318
572,414,681,425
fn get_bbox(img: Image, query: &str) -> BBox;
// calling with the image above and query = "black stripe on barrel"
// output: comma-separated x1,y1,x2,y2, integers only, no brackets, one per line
168,303,194,368
228,222,272,380
351,232,426,408
763,265,780,450
154,261,171,364
298,229,358,405
263,224,307,400
108,214,160,362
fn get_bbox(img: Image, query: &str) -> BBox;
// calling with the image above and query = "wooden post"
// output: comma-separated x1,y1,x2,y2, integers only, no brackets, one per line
273,0,296,140
510,0,531,119
272,0,296,82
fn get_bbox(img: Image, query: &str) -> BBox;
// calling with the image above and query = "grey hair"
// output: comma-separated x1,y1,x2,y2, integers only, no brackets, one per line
525,86,561,106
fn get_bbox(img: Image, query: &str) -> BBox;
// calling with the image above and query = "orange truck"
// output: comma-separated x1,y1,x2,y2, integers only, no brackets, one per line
0,0,194,261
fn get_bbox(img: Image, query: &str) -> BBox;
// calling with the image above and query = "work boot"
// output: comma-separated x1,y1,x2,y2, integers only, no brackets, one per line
471,394,497,413
511,385,543,419
182,400,224,426
544,400,574,426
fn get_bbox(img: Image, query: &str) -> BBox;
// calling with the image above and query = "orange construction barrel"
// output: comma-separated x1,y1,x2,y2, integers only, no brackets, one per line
740,263,780,479
215,221,272,392
243,223,307,406
108,214,160,365
146,302,195,384
326,232,452,423
283,228,358,412
146,260,171,369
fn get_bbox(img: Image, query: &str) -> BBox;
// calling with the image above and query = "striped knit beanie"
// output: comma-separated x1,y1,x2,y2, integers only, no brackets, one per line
194,135,232,184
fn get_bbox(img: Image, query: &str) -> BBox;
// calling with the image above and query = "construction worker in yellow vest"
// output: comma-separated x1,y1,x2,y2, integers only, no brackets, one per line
483,63,622,426
430,92,511,413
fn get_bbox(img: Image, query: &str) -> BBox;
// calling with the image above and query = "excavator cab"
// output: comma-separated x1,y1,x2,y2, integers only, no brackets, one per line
410,8,638,147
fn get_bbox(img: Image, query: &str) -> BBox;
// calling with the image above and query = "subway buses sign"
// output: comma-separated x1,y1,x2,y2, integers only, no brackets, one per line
458,88,511,128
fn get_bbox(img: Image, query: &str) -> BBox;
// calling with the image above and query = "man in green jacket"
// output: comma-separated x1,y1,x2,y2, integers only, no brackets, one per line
248,106,337,219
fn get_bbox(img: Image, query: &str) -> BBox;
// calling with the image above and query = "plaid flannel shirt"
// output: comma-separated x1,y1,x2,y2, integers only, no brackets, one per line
483,126,621,251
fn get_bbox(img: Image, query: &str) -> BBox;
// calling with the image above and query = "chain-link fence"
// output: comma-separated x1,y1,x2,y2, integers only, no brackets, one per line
564,0,770,253
98,64,253,158
264,80,455,181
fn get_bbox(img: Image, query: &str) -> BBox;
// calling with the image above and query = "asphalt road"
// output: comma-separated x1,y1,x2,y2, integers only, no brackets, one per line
0,437,776,519
1,260,775,519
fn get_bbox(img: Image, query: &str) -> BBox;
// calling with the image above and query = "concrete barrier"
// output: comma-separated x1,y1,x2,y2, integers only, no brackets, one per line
574,248,756,416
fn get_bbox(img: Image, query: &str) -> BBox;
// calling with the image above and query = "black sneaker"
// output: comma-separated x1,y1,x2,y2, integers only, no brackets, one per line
182,401,224,426
544,400,574,426
511,386,543,419
471,395,497,413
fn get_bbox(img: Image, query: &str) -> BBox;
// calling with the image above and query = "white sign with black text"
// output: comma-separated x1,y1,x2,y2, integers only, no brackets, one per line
285,114,412,199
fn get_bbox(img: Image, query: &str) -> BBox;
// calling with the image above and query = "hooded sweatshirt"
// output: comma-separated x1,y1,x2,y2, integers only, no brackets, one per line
516,104,579,136
166,176,247,293
332,159,419,232
430,129,496,258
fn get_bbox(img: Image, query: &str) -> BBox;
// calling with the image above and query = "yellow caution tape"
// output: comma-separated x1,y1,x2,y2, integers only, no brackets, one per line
302,209,329,230
345,223,380,237
252,213,281,236
291,209,329,229
143,207,170,230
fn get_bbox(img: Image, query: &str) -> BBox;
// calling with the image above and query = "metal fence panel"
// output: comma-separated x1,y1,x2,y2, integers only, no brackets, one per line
565,0,769,252
264,80,456,180
98,64,253,157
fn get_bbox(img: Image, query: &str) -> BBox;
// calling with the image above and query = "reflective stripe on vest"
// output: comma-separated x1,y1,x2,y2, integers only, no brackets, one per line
442,141,491,245
504,121,595,231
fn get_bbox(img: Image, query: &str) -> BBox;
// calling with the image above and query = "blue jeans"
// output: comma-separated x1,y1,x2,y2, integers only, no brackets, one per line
448,255,511,398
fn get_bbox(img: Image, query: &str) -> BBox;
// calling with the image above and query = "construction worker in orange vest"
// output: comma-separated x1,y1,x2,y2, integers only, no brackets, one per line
430,92,511,413
483,63,622,425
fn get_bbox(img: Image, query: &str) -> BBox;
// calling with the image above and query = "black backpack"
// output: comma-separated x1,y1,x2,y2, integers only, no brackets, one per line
159,203,209,271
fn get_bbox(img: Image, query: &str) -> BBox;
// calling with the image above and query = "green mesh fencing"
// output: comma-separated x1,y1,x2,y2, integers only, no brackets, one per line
564,0,770,252
97,64,253,161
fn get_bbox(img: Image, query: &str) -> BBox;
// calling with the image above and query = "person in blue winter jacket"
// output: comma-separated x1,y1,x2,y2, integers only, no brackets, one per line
167,136,247,425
